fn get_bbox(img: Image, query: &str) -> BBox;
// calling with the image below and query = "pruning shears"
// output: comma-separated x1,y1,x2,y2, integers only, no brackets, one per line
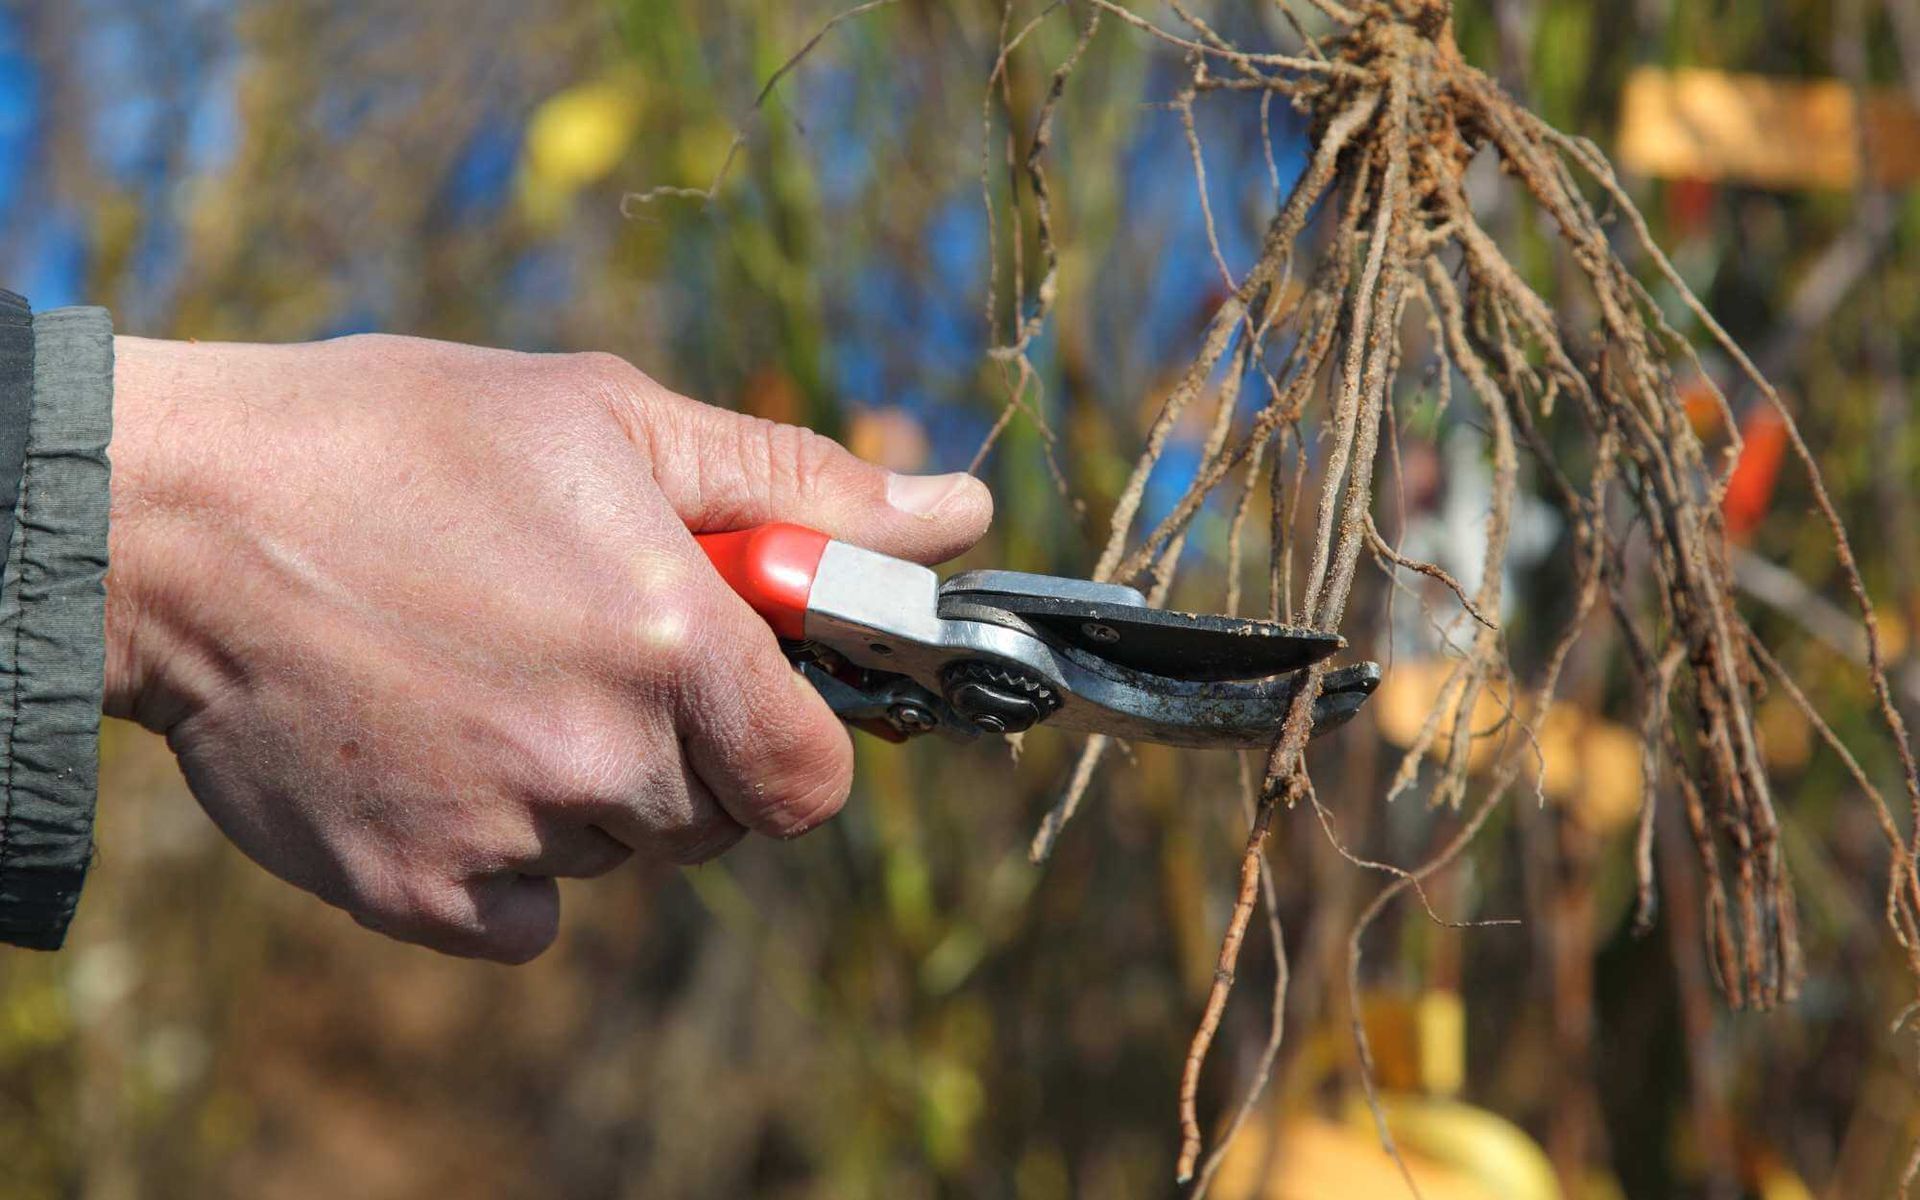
695,524,1381,749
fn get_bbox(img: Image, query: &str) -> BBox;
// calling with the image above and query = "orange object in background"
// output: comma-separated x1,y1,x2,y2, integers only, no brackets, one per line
1723,405,1790,541
1665,176,1719,240
846,406,931,472
1673,373,1789,541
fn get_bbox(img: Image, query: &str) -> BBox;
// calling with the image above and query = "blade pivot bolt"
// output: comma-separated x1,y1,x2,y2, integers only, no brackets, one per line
941,661,1062,734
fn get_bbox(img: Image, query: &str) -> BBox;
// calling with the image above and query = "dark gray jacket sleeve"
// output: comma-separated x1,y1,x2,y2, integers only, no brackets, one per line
0,293,112,951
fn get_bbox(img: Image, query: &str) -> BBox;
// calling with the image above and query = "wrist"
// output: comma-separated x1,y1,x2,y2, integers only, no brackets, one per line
104,337,236,730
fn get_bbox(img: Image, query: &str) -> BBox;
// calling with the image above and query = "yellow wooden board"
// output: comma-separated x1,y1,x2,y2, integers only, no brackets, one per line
1617,66,1920,189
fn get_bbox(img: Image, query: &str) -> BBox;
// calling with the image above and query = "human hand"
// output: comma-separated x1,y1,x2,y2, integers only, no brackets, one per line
103,335,991,962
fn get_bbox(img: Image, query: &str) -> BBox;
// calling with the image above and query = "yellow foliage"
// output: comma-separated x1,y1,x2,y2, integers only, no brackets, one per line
1535,707,1644,837
1279,989,1462,1121
1416,990,1465,1099
1352,993,1425,1094
1332,990,1463,1096
1215,1096,1561,1200
675,116,740,193
1374,660,1643,835
1216,1114,1494,1200
919,1055,984,1171
1879,611,1910,661
0,975,68,1056
1757,692,1815,772
1372,659,1510,774
1363,1096,1561,1200
1752,1150,1816,1200
519,77,647,223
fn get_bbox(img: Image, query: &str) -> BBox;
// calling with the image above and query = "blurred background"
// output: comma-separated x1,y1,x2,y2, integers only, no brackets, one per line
2,0,1918,1196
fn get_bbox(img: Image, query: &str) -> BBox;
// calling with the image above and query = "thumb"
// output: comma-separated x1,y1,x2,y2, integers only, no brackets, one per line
642,390,993,565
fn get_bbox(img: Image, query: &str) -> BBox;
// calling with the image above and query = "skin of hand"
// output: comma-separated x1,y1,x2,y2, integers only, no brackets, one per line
102,335,992,963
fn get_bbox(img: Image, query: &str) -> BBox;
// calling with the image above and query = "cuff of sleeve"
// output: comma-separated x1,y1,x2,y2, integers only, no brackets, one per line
0,307,113,950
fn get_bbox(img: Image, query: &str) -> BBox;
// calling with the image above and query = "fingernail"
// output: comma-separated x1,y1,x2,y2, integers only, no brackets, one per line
886,471,976,517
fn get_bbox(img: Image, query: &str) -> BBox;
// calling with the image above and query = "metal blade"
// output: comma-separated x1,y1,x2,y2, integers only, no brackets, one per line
940,571,1344,683
803,544,1378,750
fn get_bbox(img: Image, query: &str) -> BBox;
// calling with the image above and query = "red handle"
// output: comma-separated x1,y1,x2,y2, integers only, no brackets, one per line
695,523,831,640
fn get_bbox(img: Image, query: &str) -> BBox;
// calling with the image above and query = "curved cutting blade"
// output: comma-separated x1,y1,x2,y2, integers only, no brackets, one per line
940,570,1343,683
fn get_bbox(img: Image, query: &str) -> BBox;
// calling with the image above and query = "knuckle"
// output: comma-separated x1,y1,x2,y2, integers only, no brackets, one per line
539,351,655,434
593,610,708,699
628,591,708,675
585,564,714,680
743,740,854,839
561,350,649,396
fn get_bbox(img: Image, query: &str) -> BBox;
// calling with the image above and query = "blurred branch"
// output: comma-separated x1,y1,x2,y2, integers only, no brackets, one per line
623,0,903,209
1748,202,1896,387
1732,548,1920,707
1886,0,1920,110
